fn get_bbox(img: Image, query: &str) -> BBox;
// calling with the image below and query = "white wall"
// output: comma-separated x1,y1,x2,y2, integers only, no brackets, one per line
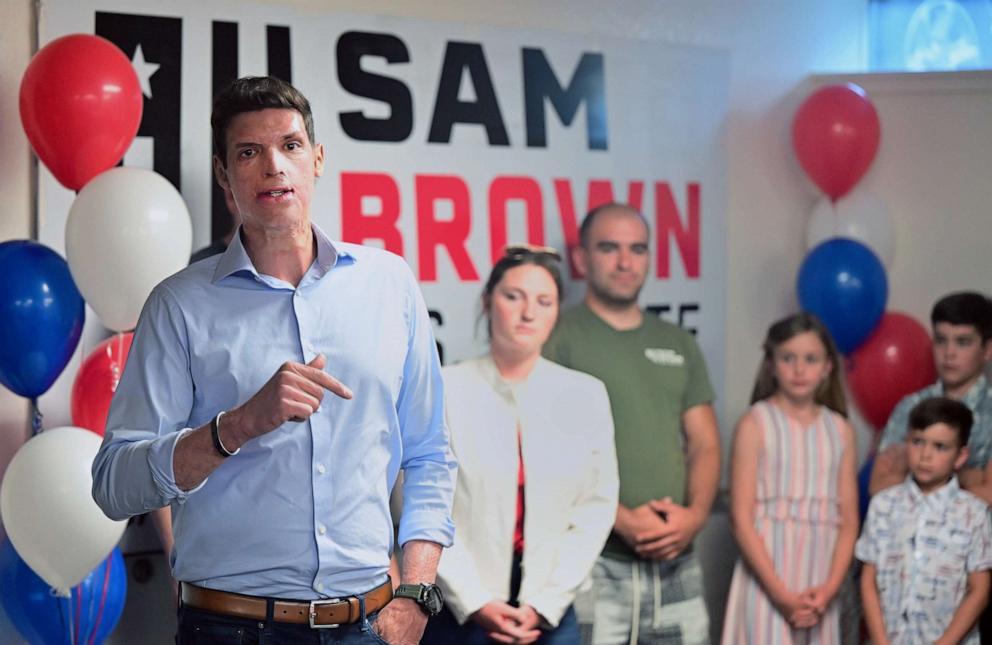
0,2,33,495
833,71,992,317
0,2,34,640
0,1,892,642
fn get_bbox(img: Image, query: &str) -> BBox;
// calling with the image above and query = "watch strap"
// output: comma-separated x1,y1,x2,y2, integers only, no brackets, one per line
394,583,442,616
210,411,240,457
394,583,423,602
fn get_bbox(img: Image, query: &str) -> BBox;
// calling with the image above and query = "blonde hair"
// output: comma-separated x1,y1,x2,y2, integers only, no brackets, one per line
750,312,848,416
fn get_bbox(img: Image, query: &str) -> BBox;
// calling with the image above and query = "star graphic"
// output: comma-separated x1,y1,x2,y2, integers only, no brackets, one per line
131,44,160,99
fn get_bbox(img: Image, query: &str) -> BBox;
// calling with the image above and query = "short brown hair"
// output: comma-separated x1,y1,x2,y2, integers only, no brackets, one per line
908,397,973,447
211,76,315,166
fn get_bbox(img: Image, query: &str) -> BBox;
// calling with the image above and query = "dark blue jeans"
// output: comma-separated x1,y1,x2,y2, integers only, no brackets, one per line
422,605,580,645
176,603,389,644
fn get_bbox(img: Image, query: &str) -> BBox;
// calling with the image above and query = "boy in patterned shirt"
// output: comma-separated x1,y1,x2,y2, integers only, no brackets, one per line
858,397,992,644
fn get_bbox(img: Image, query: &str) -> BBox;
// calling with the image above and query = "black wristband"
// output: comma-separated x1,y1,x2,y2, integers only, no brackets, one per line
210,411,239,457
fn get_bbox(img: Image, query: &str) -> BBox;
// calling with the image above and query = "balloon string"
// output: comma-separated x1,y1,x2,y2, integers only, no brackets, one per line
74,583,82,644
56,593,70,645
113,332,124,388
88,556,112,645
85,565,99,645
62,588,76,645
30,398,43,435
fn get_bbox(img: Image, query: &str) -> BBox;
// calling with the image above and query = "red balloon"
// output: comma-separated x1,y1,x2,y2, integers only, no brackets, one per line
847,312,936,430
792,83,881,201
71,333,134,436
19,34,143,191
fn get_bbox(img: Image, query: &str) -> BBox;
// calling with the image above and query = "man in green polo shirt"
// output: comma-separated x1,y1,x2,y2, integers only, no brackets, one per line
543,203,720,645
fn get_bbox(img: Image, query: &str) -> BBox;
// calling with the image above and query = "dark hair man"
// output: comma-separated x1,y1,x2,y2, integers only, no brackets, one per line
92,76,456,644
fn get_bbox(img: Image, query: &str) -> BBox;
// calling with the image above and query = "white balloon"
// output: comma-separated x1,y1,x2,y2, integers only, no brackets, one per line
66,167,192,332
806,190,896,267
0,427,126,593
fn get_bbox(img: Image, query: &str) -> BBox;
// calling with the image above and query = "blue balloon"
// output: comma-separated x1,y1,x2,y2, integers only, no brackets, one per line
0,241,85,398
796,238,887,354
857,454,876,524
0,540,126,645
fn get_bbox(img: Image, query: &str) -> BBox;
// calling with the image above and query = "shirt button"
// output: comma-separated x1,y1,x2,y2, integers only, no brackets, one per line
318,524,327,535
914,551,922,559
317,464,326,475
316,583,324,592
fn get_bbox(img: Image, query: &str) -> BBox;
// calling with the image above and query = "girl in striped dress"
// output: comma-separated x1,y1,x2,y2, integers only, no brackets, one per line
721,313,858,644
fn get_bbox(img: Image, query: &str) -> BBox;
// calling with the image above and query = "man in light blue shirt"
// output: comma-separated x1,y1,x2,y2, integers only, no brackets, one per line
92,76,456,644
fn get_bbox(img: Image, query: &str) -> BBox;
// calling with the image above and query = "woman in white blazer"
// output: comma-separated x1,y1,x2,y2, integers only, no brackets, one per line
423,245,619,645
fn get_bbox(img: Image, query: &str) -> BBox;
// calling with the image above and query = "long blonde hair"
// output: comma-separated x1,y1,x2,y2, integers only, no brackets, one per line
750,312,848,416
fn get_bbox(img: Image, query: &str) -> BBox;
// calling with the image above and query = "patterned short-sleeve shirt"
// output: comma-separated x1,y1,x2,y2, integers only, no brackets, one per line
856,476,992,644
878,375,992,468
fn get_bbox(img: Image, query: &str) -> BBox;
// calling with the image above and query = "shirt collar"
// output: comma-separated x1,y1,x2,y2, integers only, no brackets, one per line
961,374,989,408
905,473,960,507
933,373,988,400
212,222,355,284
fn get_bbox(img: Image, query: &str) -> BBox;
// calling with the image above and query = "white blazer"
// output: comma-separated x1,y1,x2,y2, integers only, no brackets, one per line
437,355,619,627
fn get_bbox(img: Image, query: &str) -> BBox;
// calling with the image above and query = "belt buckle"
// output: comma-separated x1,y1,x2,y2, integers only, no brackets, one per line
309,598,343,629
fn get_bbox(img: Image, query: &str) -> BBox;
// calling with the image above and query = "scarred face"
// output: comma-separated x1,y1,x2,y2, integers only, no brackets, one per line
213,108,324,236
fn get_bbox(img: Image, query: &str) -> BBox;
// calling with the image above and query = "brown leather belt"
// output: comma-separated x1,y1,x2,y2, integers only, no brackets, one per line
180,580,393,628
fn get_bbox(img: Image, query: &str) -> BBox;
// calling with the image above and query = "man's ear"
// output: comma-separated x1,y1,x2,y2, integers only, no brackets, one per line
213,155,230,191
313,142,325,178
571,244,588,279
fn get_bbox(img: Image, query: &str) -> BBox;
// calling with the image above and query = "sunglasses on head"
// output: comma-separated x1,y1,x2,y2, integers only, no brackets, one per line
503,244,562,261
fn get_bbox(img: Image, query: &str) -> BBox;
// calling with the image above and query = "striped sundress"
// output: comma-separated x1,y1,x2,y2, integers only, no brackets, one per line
721,399,845,645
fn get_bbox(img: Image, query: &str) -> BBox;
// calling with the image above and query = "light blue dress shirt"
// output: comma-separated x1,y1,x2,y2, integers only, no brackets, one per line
92,224,456,599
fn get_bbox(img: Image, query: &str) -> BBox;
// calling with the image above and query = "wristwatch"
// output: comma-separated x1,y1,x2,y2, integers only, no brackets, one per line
393,582,444,617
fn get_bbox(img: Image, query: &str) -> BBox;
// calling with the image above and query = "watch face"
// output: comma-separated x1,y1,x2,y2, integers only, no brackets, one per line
423,584,444,616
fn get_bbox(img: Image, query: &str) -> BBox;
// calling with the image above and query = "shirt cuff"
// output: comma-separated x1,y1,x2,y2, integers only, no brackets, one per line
442,584,494,625
854,539,875,563
397,510,455,549
522,594,568,628
147,427,208,503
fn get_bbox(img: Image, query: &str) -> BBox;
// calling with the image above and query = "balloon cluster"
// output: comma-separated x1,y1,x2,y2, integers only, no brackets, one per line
791,84,936,516
0,541,126,645
1,33,194,642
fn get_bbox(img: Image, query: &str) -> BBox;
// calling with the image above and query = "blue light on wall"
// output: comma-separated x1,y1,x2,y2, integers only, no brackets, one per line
870,0,992,71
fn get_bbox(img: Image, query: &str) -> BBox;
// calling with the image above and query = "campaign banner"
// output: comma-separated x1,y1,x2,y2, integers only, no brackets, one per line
37,0,729,419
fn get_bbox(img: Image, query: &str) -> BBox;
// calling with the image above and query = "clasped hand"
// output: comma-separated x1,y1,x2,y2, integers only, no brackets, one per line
627,497,703,560
774,585,831,629
472,601,542,644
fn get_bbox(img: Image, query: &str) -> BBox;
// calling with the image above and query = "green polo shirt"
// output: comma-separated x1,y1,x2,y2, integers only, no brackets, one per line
543,303,715,560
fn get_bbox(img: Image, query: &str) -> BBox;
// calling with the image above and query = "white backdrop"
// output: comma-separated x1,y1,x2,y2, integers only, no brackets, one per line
37,0,728,426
